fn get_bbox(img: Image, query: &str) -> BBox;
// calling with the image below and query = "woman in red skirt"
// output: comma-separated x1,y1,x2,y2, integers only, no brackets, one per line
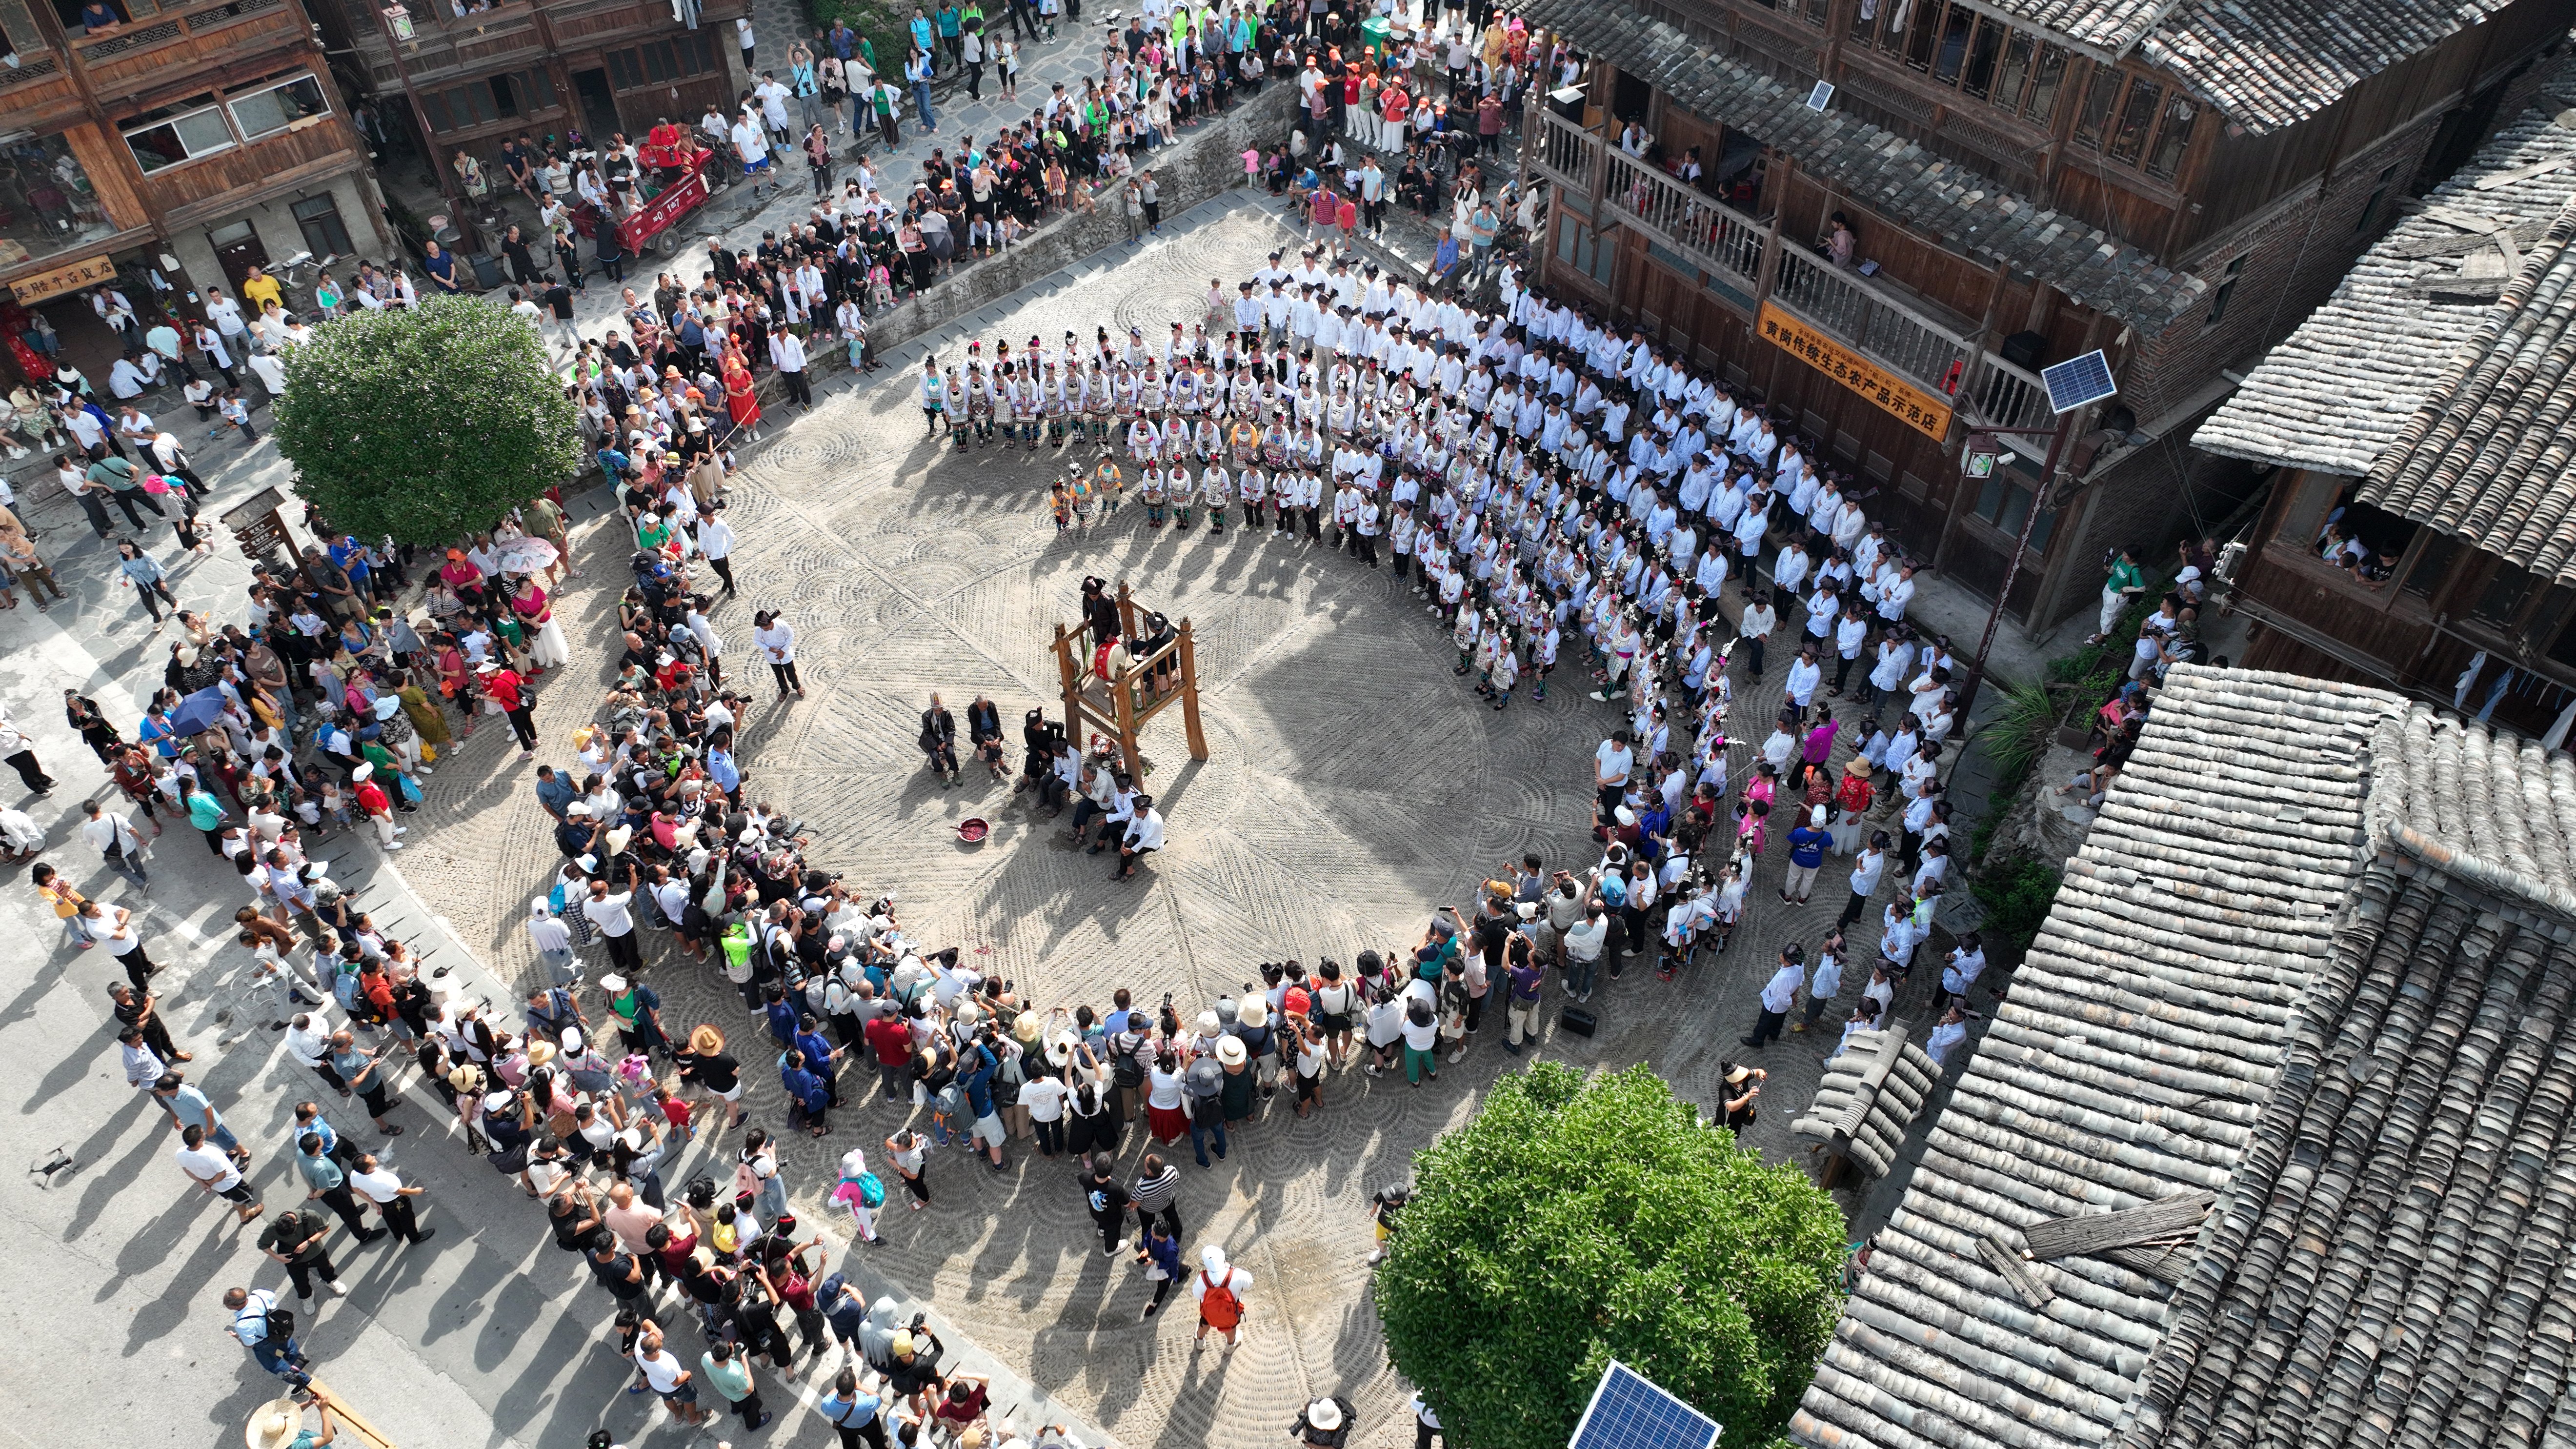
1144,1047,1189,1143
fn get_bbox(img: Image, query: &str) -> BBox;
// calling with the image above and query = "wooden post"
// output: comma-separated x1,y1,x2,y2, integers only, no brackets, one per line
1111,661,1145,782
1177,619,1209,763
302,1383,398,1448
1052,623,1082,741
1115,579,1137,643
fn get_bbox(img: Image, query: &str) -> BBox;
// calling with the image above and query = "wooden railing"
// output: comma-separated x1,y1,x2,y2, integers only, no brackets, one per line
1965,352,2052,432
1531,108,2068,432
70,0,307,98
1528,106,1603,196
1599,145,1764,297
1771,240,1972,394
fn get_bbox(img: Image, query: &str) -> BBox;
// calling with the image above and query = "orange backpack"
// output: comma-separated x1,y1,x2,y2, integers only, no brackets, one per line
1199,1270,1242,1330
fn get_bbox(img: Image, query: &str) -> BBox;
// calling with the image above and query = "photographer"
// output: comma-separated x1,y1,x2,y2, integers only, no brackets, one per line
1717,1062,1764,1137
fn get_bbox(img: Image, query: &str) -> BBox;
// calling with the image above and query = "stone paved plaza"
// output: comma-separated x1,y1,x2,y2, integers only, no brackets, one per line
392,195,1886,1447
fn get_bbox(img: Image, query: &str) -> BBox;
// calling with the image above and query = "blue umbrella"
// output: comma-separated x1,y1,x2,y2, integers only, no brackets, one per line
166,686,231,737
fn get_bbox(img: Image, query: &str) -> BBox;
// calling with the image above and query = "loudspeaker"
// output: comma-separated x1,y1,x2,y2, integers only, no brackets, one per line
1559,1006,1598,1038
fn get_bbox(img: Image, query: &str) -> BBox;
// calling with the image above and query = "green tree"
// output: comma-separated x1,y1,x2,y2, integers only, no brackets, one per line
1377,1062,1845,1449
273,297,581,546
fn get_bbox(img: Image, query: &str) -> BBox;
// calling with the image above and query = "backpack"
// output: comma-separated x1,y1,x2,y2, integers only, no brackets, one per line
856,1171,887,1208
1198,1270,1242,1330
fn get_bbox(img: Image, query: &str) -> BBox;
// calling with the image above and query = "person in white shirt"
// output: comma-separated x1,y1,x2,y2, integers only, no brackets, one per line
1188,1244,1249,1347
587,871,643,976
1936,931,1985,1015
1924,1003,1969,1071
176,1123,264,1223
527,899,577,984
1738,945,1805,1049
1839,833,1890,930
347,1152,435,1243
1113,796,1165,881
752,610,801,698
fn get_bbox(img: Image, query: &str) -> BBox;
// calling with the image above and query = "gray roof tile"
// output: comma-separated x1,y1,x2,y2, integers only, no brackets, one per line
1517,0,2212,330
1792,665,2576,1449
2194,80,2576,485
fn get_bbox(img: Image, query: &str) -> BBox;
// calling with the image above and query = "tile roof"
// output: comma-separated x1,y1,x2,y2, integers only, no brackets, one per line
1514,0,2212,331
2117,703,2576,1449
2356,202,2576,584
2146,0,2506,136
1899,0,2507,133
1788,665,2576,1449
2193,83,2576,481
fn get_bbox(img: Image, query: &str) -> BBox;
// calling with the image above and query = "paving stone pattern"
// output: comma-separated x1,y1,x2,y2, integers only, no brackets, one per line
395,195,1927,1447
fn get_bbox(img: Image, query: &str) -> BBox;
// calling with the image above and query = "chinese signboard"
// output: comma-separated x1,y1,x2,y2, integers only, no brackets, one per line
10,254,117,304
222,486,295,569
1757,302,1955,442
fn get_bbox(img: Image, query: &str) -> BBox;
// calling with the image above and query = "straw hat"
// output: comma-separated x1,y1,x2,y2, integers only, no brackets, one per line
1237,997,1269,1029
1306,1399,1345,1432
1216,1035,1248,1066
690,1025,725,1055
245,1397,308,1449
525,1040,558,1068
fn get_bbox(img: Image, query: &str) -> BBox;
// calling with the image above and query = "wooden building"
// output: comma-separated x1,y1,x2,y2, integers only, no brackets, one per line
303,0,750,229
2194,75,2576,740
1790,663,2576,1449
1515,0,2569,631
0,0,384,366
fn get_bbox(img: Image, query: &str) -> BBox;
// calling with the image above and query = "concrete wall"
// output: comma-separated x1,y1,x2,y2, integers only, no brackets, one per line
161,169,392,305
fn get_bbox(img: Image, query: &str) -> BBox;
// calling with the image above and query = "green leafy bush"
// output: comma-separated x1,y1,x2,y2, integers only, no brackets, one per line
1377,1062,1846,1449
274,298,581,546
1970,854,2063,956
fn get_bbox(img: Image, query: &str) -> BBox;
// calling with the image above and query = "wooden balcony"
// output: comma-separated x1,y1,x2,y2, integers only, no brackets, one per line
69,0,314,103
0,53,87,130
1535,101,2062,444
140,112,369,221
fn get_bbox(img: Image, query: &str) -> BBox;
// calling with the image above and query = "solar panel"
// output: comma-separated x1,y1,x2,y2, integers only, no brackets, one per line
1568,1362,1721,1449
2040,349,2117,414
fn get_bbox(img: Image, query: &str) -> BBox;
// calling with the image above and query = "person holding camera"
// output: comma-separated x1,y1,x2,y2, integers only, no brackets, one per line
1717,1062,1765,1137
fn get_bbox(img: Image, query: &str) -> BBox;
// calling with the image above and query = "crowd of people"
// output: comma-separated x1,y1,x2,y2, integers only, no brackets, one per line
893,211,2107,1091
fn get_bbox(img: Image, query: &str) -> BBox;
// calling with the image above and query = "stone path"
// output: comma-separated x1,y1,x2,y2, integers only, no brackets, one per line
387,191,1942,1447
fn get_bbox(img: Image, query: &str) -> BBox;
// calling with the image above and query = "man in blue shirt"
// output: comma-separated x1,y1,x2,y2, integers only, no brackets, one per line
154,1071,246,1160
826,18,856,58
296,1130,382,1239
1432,228,1462,290
532,764,577,821
326,531,371,598
792,1013,841,1106
956,1037,1006,1170
818,1366,888,1438
1783,805,1831,906
764,986,802,1049
782,1048,832,1131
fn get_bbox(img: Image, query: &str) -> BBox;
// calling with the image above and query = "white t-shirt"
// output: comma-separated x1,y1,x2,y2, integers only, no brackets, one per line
1595,740,1634,786
757,624,795,664
1147,1065,1184,1111
1019,1076,1068,1122
176,1143,241,1191
637,1346,687,1393
588,890,637,936
347,1165,405,1204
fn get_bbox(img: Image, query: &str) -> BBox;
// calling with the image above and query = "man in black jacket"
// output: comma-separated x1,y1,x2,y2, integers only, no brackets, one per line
919,693,960,786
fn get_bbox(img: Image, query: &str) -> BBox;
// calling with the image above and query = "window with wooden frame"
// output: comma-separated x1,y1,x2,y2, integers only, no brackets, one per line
121,93,233,172
2074,64,2197,176
1848,0,2070,126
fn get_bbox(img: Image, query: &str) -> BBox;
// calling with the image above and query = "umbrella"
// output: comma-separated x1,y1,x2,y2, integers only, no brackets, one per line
167,686,231,737
492,537,560,574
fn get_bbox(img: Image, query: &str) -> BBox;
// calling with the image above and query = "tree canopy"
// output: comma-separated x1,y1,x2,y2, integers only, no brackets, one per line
1376,1061,1846,1449
273,297,581,546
